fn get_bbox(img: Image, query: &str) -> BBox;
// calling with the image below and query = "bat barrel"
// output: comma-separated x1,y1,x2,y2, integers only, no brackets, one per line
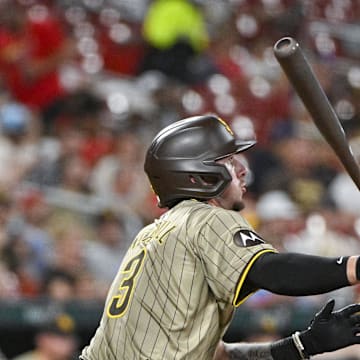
274,37,298,58
273,37,360,190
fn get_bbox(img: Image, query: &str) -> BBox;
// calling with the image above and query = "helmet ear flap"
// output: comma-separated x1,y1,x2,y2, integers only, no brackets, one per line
158,162,232,206
190,174,219,186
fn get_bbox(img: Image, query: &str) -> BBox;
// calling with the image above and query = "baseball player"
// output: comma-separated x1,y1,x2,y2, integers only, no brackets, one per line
80,114,360,359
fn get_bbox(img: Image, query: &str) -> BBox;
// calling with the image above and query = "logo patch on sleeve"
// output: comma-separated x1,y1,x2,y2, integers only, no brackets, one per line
233,229,265,247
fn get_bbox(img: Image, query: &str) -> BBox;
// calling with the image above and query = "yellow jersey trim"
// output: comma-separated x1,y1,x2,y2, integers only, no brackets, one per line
233,249,277,307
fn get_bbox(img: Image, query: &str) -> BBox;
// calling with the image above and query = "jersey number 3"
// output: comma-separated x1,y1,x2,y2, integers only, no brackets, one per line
107,248,146,318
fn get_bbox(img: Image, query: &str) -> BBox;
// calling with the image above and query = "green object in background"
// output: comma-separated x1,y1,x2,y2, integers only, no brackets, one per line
0,299,317,336
143,0,209,52
0,299,103,330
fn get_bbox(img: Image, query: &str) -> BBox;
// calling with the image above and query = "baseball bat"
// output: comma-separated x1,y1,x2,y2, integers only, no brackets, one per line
273,37,360,190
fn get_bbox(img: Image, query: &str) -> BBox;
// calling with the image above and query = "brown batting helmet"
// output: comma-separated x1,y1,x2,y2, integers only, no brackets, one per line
144,114,256,208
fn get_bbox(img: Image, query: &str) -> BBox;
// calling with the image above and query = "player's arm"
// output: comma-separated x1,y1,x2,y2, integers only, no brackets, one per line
213,340,273,360
246,252,359,295
214,300,360,360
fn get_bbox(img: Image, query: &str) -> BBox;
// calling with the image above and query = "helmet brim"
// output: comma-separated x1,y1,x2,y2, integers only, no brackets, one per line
214,139,256,161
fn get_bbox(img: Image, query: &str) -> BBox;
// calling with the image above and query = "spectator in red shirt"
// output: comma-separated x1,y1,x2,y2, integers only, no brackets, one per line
0,2,76,132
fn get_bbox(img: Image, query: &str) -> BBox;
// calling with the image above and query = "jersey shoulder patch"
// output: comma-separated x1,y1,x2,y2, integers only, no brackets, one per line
233,229,265,247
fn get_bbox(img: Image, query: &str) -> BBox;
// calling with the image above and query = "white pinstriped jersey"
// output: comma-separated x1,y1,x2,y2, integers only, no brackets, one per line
80,199,276,360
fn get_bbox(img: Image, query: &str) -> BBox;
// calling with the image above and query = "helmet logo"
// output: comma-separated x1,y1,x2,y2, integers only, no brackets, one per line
218,117,234,136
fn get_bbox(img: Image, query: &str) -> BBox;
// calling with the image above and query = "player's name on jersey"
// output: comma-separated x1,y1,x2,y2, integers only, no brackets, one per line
132,220,176,248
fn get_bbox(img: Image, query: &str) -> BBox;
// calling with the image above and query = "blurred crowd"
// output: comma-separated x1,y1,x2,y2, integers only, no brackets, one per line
0,0,360,358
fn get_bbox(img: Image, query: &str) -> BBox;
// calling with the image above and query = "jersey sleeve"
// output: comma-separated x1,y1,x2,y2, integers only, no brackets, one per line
193,207,277,307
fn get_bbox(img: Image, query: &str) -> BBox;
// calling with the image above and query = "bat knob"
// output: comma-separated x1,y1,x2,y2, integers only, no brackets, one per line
274,37,299,58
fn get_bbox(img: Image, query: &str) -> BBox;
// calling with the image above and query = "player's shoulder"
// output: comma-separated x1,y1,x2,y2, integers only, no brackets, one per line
174,199,216,216
174,200,249,228
136,221,157,239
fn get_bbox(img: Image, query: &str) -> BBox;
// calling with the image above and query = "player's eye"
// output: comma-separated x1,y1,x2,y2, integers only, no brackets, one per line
216,155,235,171
228,156,235,167
226,156,235,170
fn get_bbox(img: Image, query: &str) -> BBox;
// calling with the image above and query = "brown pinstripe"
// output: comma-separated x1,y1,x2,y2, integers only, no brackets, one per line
80,199,275,360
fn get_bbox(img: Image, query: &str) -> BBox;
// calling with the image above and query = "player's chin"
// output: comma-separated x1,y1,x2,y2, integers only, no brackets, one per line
232,200,245,212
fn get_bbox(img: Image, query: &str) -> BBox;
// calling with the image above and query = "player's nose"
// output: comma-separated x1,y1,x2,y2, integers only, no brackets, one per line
234,156,247,178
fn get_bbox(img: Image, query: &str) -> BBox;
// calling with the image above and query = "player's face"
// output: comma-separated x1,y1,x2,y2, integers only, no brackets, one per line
213,154,248,211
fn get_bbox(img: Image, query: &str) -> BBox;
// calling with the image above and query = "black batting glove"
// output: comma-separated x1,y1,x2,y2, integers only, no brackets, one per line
300,299,360,356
